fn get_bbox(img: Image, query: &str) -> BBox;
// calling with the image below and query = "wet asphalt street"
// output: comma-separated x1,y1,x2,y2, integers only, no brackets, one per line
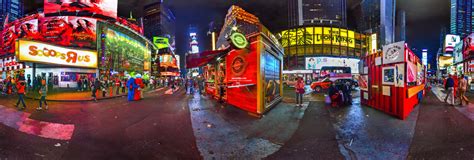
0,86,473,159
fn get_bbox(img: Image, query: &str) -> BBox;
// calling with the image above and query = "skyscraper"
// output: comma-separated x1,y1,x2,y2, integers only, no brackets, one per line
351,0,396,46
396,10,406,41
288,0,347,27
450,0,473,38
143,1,176,46
0,0,24,27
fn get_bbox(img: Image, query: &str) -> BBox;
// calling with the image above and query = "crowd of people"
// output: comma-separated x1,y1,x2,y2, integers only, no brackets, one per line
443,74,470,106
293,77,353,107
0,74,50,111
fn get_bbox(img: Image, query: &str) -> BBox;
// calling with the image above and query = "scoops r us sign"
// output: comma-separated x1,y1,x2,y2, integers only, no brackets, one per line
17,40,98,68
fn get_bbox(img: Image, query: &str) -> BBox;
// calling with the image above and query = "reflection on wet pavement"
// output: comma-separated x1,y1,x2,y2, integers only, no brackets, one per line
188,93,308,159
320,92,419,159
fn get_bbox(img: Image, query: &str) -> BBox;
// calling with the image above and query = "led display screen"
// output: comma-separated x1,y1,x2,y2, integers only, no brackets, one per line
44,0,117,19
280,27,356,48
104,27,151,72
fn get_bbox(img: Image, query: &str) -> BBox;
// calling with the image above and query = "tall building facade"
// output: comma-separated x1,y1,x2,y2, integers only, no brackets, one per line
0,0,24,28
352,0,396,46
143,1,176,47
450,0,473,38
396,10,406,41
288,0,347,27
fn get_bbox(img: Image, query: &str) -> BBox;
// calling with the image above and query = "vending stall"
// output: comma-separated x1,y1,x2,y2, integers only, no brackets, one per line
186,6,284,115
359,41,426,120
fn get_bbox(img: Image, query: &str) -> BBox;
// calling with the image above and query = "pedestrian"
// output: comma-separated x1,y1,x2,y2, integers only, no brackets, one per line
101,79,107,97
37,81,48,110
83,78,88,91
171,80,176,94
134,74,144,100
444,75,455,106
328,82,342,107
294,77,305,107
342,81,352,105
115,77,121,95
91,78,100,102
15,81,27,110
121,78,126,94
27,76,31,91
77,77,83,91
458,74,469,106
185,78,189,94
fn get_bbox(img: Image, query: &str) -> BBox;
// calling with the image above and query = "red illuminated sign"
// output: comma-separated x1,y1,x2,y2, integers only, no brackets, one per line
44,0,118,19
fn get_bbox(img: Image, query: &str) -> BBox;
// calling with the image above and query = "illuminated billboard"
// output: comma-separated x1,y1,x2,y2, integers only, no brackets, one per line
103,27,151,72
153,37,169,49
280,27,356,48
305,57,360,73
44,0,118,19
438,56,453,69
17,40,98,68
463,33,474,56
38,16,97,48
445,34,460,52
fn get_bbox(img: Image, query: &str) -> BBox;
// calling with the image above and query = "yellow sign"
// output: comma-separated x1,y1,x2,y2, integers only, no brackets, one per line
280,27,356,48
369,34,377,54
438,56,453,69
17,40,98,68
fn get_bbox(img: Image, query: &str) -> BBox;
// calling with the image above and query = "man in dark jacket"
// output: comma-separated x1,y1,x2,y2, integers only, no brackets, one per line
444,75,455,105
342,81,352,105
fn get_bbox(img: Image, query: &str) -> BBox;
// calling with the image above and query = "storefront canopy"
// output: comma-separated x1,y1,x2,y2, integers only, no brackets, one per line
185,49,229,69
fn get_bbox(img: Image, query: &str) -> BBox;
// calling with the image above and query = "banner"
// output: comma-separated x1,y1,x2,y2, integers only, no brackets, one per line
383,41,405,64
305,57,360,73
17,40,98,68
39,16,73,46
44,0,117,19
69,16,97,48
395,63,405,87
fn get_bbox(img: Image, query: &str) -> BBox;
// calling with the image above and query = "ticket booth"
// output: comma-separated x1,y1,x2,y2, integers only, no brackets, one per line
359,41,426,120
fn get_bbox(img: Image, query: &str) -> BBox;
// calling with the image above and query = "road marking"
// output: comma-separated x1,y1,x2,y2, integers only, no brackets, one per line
0,105,75,140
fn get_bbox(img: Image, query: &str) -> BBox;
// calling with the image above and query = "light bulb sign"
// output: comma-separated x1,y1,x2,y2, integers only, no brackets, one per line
230,32,248,49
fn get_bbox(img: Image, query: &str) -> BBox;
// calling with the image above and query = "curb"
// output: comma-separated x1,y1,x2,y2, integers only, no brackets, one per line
24,87,168,102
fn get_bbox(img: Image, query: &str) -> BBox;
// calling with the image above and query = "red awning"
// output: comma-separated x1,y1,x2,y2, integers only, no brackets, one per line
186,49,229,69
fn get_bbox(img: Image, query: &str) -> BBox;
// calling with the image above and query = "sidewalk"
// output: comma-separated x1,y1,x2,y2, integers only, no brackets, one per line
23,87,165,102
431,85,474,121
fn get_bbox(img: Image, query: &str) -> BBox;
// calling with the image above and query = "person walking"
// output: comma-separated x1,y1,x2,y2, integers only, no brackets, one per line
37,82,48,110
15,81,27,110
342,81,352,105
77,77,83,91
91,78,100,102
444,75,455,106
458,74,469,106
294,77,305,107
101,79,107,98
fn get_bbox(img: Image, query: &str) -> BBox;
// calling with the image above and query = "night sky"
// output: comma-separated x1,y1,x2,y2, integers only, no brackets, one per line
25,0,450,68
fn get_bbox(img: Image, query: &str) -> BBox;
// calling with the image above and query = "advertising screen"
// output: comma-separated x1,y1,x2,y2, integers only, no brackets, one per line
69,16,97,48
39,16,72,46
463,33,474,56
17,40,98,68
445,34,461,52
305,57,360,73
104,28,151,72
280,27,356,48
438,56,453,69
263,52,281,108
1,26,17,54
16,14,41,40
153,37,169,49
44,0,117,19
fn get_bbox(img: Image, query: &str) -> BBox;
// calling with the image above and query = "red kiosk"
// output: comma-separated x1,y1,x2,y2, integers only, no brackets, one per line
359,41,426,120
186,6,284,116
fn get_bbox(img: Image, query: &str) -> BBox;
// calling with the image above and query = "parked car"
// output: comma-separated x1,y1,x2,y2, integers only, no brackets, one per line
310,78,358,92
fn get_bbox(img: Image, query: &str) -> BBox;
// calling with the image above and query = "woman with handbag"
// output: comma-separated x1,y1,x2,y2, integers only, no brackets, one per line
294,77,305,107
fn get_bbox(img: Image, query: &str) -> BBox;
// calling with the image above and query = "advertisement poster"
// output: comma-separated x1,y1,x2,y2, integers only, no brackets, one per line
264,53,281,108
39,16,73,46
104,27,150,72
383,41,405,64
463,33,474,56
16,15,40,40
69,16,97,48
1,26,17,54
226,48,258,111
395,63,405,87
417,63,423,85
44,0,117,19
382,66,395,85
280,27,356,48
407,62,417,84
445,34,461,52
17,40,98,68
359,75,369,91
382,86,391,96
305,57,360,73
